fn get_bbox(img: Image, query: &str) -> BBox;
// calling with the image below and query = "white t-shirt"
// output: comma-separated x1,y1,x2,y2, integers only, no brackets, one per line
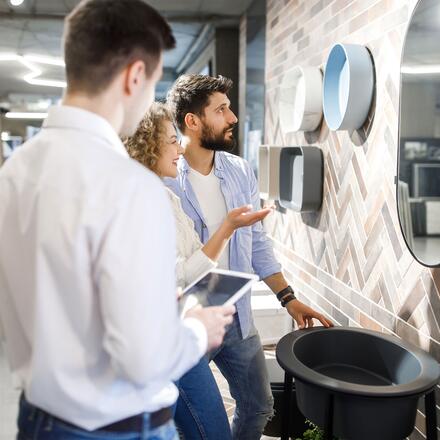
188,166,230,269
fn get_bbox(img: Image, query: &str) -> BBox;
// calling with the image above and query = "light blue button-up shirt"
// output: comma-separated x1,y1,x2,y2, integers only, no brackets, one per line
165,151,281,338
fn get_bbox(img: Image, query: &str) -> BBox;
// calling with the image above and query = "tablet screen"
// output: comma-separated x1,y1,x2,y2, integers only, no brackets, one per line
180,270,256,311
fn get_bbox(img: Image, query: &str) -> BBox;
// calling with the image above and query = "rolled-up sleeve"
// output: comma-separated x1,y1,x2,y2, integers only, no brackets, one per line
247,164,282,279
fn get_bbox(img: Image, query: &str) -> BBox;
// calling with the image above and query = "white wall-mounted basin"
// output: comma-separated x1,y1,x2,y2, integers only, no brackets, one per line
259,145,282,200
279,66,323,133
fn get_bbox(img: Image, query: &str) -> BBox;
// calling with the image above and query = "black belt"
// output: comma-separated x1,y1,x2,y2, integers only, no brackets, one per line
86,407,172,433
21,395,172,433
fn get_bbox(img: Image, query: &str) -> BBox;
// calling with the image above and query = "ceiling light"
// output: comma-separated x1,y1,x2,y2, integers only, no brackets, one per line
30,99,52,111
23,54,65,67
401,65,440,74
8,0,25,6
0,52,66,89
24,76,67,88
0,53,21,62
5,112,47,120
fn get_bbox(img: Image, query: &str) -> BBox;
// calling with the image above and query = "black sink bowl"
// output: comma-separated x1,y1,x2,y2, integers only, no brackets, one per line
276,327,440,440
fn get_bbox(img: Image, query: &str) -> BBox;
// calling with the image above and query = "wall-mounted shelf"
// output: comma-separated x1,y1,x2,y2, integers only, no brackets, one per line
323,43,374,130
279,66,323,133
259,145,282,200
279,146,323,212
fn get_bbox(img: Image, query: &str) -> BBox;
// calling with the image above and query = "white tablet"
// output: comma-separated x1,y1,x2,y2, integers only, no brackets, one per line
179,268,258,313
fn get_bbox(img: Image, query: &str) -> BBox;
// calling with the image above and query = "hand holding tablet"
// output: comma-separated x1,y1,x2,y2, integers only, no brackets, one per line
184,304,235,351
180,269,258,351
179,268,258,312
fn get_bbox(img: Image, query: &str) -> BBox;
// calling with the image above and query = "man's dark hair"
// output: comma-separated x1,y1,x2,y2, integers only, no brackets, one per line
167,74,233,132
64,0,175,94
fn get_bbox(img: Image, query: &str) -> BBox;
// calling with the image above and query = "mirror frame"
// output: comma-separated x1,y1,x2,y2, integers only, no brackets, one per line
396,0,440,268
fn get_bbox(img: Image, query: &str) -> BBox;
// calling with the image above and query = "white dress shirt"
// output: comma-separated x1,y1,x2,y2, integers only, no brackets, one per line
0,105,207,430
166,189,216,288
188,167,230,269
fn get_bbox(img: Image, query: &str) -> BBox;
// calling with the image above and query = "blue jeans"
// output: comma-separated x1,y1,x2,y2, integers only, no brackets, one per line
174,356,231,440
17,396,178,440
176,316,274,440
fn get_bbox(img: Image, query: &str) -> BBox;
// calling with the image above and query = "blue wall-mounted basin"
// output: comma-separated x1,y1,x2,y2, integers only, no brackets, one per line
323,43,374,130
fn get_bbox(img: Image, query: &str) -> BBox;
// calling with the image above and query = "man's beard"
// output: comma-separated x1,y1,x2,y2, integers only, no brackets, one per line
200,122,237,152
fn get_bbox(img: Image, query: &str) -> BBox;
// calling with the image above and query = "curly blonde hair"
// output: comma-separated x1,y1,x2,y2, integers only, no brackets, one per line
123,102,174,173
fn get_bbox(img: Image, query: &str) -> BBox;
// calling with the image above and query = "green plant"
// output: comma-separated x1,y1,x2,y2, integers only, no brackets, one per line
295,420,339,440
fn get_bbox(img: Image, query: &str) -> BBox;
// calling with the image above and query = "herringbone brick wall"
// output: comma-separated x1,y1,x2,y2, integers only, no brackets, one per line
263,0,439,437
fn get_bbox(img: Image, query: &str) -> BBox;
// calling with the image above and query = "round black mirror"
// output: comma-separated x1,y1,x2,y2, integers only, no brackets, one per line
397,0,440,267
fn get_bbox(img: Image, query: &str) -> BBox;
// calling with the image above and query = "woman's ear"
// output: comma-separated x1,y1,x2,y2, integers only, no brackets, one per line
184,113,199,132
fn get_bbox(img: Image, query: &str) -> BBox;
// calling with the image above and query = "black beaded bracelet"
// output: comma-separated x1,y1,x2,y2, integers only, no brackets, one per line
280,293,296,307
276,285,296,302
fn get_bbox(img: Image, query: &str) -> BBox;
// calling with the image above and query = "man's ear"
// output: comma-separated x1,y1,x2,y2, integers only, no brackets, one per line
184,113,200,132
123,60,146,96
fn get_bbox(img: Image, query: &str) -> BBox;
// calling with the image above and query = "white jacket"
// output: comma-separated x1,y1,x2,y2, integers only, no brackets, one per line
166,188,216,288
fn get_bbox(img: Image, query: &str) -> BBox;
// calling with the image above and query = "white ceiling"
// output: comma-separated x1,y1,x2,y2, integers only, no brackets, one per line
0,0,253,111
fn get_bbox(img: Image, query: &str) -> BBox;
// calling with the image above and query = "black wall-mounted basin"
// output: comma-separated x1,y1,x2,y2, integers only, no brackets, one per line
278,146,323,212
276,327,440,440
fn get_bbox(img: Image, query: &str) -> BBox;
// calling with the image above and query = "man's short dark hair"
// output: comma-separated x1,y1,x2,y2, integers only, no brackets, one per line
64,0,175,94
167,74,233,132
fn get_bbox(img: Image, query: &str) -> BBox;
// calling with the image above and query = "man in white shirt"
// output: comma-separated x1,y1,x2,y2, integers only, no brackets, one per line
0,2,234,439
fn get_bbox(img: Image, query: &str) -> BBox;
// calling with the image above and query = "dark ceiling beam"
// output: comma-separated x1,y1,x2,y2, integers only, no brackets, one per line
0,12,65,20
176,24,213,73
0,11,240,25
163,14,239,25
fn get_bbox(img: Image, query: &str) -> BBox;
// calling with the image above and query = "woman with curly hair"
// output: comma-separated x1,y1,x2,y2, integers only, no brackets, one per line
124,102,271,289
124,102,271,440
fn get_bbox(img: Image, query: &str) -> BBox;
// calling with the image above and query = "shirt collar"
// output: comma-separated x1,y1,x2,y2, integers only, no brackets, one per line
180,155,190,174
43,105,128,157
180,151,224,175
214,151,224,172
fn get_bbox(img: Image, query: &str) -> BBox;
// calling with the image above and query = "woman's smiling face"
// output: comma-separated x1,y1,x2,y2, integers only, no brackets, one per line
156,120,184,178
